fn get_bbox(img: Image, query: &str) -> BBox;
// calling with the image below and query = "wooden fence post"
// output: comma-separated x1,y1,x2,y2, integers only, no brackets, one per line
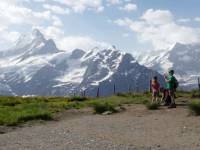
81,91,84,97
113,84,116,95
128,84,131,93
136,85,138,93
149,79,152,93
83,90,86,97
97,86,100,97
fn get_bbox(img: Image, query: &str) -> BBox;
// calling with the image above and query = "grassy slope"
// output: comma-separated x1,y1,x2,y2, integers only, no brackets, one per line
0,91,199,126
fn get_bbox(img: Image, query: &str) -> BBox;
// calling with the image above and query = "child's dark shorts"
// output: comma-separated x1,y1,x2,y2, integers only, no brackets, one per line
152,91,159,97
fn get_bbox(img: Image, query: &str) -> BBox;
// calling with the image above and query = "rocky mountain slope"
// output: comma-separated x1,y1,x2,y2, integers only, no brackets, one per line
0,29,163,96
136,43,200,90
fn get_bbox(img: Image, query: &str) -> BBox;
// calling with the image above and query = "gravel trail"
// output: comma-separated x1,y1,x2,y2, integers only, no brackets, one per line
0,105,200,150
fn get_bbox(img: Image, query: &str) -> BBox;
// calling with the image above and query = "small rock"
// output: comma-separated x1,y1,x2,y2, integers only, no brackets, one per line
115,107,122,112
102,111,112,115
157,144,161,147
115,106,126,112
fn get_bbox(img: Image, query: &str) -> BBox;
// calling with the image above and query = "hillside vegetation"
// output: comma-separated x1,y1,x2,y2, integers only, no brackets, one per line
0,91,199,126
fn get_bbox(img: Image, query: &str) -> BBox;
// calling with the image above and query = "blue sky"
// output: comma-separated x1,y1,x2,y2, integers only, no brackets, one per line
0,0,200,53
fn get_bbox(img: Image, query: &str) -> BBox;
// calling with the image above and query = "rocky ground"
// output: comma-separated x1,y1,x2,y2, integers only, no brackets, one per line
0,101,200,150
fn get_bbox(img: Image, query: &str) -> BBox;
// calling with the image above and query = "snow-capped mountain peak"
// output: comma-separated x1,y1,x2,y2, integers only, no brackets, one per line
0,29,59,58
15,29,46,48
0,30,163,96
70,49,85,59
136,42,200,90
32,29,45,39
108,45,117,51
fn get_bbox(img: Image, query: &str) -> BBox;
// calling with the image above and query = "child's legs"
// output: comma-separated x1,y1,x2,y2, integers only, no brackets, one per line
152,96,155,103
161,93,165,102
169,90,175,104
153,91,159,102
152,92,156,103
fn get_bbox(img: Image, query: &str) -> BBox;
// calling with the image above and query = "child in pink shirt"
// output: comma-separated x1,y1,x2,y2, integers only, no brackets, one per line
151,76,160,103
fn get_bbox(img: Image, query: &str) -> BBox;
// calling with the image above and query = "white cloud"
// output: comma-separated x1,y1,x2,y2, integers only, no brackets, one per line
107,0,122,5
0,27,19,50
59,36,109,51
114,9,200,50
119,3,137,12
0,1,54,26
33,0,46,2
0,0,111,52
37,0,103,13
52,16,64,27
96,6,104,12
141,9,173,25
43,4,70,15
122,33,130,38
0,0,66,49
178,18,191,23
35,25,110,51
194,17,200,22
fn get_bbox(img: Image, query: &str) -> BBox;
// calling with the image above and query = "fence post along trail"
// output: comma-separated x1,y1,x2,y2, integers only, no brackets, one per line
198,78,200,95
113,84,116,95
72,78,153,98
81,90,86,97
198,77,200,90
96,86,100,97
128,84,131,93
149,79,152,93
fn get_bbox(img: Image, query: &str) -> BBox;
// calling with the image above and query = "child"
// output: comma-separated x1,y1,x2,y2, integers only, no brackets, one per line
151,76,160,103
160,87,171,106
164,69,178,108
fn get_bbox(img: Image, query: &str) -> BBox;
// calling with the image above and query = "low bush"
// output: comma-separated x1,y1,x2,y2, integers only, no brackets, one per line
116,93,130,97
190,90,200,98
69,96,88,102
92,102,118,114
17,113,52,123
142,99,149,104
0,97,23,106
188,100,200,115
145,102,159,110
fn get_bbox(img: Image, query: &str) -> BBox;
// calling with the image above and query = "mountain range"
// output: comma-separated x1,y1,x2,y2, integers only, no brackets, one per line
0,29,163,96
136,42,200,90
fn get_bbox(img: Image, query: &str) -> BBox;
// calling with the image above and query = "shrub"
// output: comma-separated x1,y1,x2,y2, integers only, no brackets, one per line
69,96,88,102
116,93,130,97
188,100,200,115
17,113,52,123
92,102,118,114
0,97,23,106
64,101,86,109
191,90,200,98
142,99,149,104
145,102,159,110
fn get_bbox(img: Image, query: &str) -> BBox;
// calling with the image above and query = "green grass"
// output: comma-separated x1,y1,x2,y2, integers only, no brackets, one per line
190,90,200,98
0,93,150,126
176,91,191,98
0,91,198,126
0,96,69,126
0,103,52,126
188,100,200,115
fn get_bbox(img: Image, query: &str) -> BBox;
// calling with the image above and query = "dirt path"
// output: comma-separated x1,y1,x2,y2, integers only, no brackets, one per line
0,103,200,150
